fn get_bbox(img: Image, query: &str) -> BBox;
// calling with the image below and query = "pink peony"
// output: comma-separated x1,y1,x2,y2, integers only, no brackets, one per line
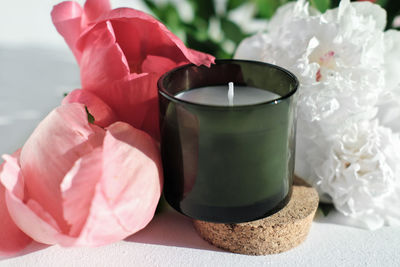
52,0,215,140
0,152,33,256
0,103,162,251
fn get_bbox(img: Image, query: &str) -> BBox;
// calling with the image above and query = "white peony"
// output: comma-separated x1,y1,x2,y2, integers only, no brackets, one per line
314,120,400,229
235,0,400,229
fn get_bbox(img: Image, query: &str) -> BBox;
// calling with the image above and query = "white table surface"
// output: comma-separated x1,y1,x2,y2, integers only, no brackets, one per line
1,44,400,267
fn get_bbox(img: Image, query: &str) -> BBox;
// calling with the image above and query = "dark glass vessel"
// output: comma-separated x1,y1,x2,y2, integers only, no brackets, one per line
158,59,298,223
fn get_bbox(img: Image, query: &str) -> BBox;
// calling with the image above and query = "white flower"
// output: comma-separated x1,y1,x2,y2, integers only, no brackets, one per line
234,0,400,229
377,30,400,132
314,120,400,229
236,0,385,127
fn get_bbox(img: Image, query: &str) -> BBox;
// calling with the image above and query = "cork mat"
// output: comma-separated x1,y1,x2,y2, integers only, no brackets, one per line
193,177,319,255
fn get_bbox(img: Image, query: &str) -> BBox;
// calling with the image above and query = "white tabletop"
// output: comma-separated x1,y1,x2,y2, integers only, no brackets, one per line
0,205,398,267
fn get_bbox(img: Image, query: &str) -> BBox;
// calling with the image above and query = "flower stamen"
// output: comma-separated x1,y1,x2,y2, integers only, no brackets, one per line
316,69,322,82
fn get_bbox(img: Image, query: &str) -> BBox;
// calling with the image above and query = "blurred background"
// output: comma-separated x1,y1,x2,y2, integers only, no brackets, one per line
145,0,400,58
0,0,399,155
1,0,399,56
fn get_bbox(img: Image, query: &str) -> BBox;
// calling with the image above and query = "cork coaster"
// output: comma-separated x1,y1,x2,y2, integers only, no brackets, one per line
193,177,319,255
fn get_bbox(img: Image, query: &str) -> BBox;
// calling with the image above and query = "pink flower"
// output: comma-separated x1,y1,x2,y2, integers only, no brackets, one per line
52,0,215,140
0,103,162,251
0,153,32,256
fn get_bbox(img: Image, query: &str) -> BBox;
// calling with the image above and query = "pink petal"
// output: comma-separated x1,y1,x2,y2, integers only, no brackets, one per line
61,183,129,247
187,48,216,66
83,0,111,26
141,55,181,76
1,151,24,199
0,154,61,245
101,122,162,232
105,8,214,67
51,1,84,63
139,95,160,142
102,72,160,141
77,7,214,77
60,146,132,247
5,194,63,245
78,21,130,92
62,89,118,128
61,148,103,237
0,156,32,256
19,103,103,233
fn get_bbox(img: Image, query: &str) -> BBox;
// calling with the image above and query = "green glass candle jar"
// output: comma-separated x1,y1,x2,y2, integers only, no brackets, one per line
158,59,298,223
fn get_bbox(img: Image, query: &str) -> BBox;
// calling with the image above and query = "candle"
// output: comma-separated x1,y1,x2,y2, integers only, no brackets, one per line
175,82,280,106
228,82,234,106
158,59,298,223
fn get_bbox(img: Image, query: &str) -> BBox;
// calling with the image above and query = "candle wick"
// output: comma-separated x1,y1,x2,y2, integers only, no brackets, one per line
228,82,234,106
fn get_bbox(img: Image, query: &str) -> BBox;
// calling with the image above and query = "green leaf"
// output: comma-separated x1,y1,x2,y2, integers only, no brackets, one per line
376,0,389,7
186,34,221,56
310,0,331,13
164,4,181,29
227,0,245,10
188,18,209,41
254,0,282,19
63,92,69,97
220,18,247,43
330,0,340,8
216,50,232,59
191,0,215,21
85,106,95,124
143,0,157,10
318,202,335,216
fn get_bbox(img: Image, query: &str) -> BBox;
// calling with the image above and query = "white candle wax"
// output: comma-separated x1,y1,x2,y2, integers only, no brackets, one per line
175,84,280,106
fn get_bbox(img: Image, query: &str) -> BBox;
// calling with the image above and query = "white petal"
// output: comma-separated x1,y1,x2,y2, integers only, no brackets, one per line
234,33,268,61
